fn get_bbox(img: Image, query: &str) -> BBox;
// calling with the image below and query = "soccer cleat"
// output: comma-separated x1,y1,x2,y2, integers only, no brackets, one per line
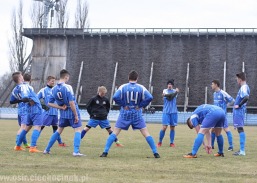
228,147,233,151
24,143,30,148
100,152,108,157
73,152,86,157
233,150,246,156
157,142,162,147
14,146,25,151
183,153,197,158
214,152,224,157
43,150,50,154
29,147,42,153
115,142,124,147
154,153,160,158
170,143,175,148
58,143,68,147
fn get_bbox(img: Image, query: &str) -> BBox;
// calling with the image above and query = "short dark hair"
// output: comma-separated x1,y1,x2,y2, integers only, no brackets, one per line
212,80,220,87
167,79,174,85
23,73,31,82
128,70,138,81
236,72,246,81
12,71,22,83
60,69,70,79
186,117,193,129
47,76,56,81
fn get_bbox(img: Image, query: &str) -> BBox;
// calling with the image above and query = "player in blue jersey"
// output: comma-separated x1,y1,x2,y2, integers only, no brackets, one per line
10,73,30,149
37,76,67,147
43,69,84,156
81,86,123,146
232,72,250,156
157,80,179,148
12,72,43,153
100,70,160,158
183,104,225,158
211,80,234,151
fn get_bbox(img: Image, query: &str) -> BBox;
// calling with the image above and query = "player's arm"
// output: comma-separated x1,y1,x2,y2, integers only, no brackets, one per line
222,91,235,106
69,101,79,123
85,98,94,116
113,87,125,106
138,87,153,108
106,98,111,113
235,96,249,108
48,95,66,110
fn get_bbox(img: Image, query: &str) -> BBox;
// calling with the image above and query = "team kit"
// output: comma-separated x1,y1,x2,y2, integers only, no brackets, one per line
10,69,250,158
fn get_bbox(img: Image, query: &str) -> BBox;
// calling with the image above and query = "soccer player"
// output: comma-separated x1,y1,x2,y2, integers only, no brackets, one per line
184,104,225,158
13,72,43,153
43,69,84,156
157,80,179,147
10,73,30,148
211,80,234,151
99,70,160,158
37,76,67,147
81,86,123,147
232,72,250,156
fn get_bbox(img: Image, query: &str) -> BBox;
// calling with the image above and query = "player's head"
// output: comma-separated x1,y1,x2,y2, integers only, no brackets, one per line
12,71,23,84
98,86,107,97
60,69,70,82
128,70,138,81
211,80,220,90
186,117,194,129
167,79,174,89
236,72,246,84
47,76,56,87
23,73,31,82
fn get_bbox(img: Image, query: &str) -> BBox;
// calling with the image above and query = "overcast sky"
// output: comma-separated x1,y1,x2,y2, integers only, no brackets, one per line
1,0,257,76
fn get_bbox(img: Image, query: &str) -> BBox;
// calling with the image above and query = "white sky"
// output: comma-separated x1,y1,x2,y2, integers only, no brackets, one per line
1,0,257,76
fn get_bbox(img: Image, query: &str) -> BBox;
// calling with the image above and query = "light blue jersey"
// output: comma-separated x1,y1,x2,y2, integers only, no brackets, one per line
162,88,178,114
213,89,234,113
234,84,250,111
49,82,80,119
113,82,153,122
38,86,58,116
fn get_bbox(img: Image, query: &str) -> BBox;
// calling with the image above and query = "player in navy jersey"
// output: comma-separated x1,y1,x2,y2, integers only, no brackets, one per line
100,70,160,158
211,80,234,151
81,86,123,146
37,76,67,147
12,72,43,153
157,80,179,148
43,69,84,156
10,73,30,149
184,104,225,158
232,72,250,156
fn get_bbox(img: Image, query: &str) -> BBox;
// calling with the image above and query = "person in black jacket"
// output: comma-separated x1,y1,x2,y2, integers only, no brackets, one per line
81,86,123,147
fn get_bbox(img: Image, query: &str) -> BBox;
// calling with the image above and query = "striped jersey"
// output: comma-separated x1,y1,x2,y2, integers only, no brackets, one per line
49,82,80,119
113,82,153,121
213,89,234,113
38,86,58,115
234,84,250,111
162,88,178,114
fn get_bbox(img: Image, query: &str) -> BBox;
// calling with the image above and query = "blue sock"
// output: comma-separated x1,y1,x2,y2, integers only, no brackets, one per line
192,133,204,155
74,132,81,153
45,131,60,152
31,129,40,147
16,135,20,144
103,133,116,153
81,129,87,139
23,135,28,145
159,130,165,143
108,131,118,142
226,131,233,148
216,135,224,154
146,136,157,154
53,129,63,144
17,130,27,146
211,132,215,147
170,130,175,144
239,132,246,152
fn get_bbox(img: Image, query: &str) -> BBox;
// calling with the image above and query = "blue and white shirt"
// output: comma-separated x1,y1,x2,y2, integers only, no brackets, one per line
38,86,58,116
234,84,250,111
213,89,234,113
113,82,153,121
162,88,178,114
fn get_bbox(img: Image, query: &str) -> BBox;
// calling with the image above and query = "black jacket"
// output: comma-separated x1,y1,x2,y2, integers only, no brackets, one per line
86,95,110,120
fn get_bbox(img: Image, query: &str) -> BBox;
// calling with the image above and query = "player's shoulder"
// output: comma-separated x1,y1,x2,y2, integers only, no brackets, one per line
135,83,147,90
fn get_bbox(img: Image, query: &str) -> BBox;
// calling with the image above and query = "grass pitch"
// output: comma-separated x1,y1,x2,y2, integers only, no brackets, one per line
1,119,257,183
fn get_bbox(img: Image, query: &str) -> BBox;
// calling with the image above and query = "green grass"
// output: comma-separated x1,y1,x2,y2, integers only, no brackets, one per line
1,119,257,183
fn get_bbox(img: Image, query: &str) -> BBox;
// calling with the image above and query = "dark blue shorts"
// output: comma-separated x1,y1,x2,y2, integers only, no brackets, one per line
201,109,225,128
27,113,43,126
87,119,111,129
59,117,82,129
233,108,245,128
42,114,58,126
162,113,178,126
18,114,28,126
115,116,146,130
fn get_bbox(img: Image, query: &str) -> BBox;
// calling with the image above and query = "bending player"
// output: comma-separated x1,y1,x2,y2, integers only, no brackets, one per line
81,86,123,147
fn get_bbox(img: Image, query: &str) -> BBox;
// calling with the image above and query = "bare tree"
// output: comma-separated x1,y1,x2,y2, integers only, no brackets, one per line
30,0,44,28
8,0,28,73
75,0,89,29
55,0,69,28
